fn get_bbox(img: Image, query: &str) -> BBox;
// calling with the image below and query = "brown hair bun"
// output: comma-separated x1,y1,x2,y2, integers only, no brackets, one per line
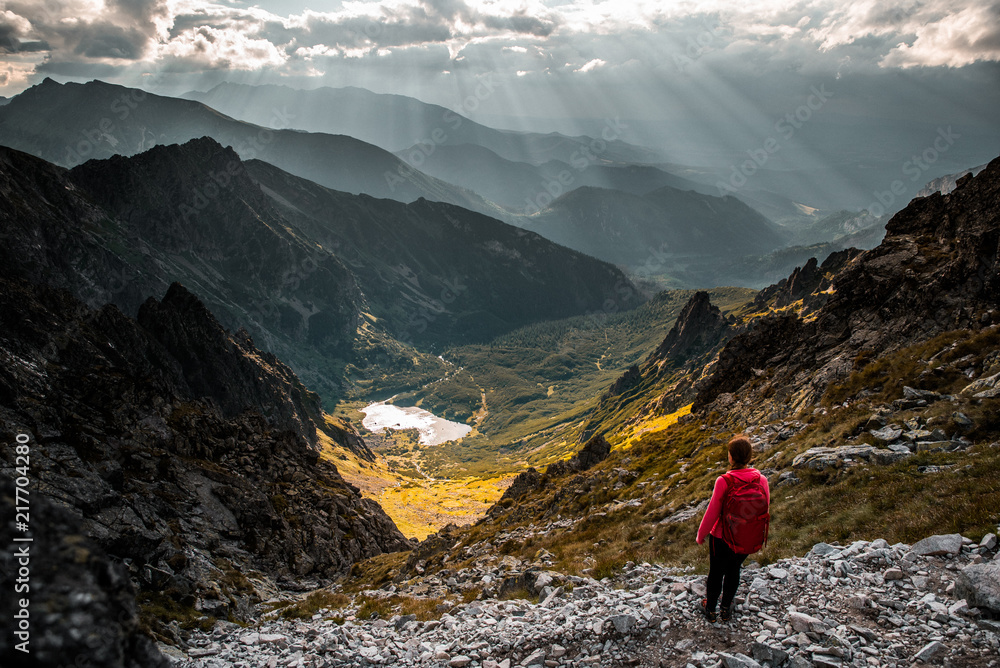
728,435,753,467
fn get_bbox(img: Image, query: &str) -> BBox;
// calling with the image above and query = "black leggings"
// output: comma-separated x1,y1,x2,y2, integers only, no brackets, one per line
706,535,749,612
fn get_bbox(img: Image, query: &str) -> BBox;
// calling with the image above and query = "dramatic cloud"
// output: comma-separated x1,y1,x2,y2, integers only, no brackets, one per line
3,0,998,81
0,0,998,131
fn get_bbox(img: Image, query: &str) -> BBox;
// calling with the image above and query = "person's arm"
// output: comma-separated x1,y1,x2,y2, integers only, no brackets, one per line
760,471,770,506
696,476,727,544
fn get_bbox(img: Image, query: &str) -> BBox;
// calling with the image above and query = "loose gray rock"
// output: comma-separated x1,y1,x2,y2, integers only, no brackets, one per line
956,562,1000,613
870,426,902,442
907,533,963,557
719,652,763,668
914,640,946,662
751,642,789,666
609,614,636,634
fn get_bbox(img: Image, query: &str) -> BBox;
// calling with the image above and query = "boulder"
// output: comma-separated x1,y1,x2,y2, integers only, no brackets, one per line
788,611,824,633
961,372,1000,395
792,445,908,470
720,652,763,668
752,643,789,666
870,426,902,442
903,386,941,401
907,534,963,557
609,614,636,634
913,641,946,663
956,562,1000,613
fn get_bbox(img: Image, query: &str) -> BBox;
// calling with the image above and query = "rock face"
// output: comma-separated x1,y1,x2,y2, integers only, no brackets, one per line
956,562,1000,613
0,277,409,632
0,480,170,667
750,250,860,312
651,291,730,366
695,158,1000,420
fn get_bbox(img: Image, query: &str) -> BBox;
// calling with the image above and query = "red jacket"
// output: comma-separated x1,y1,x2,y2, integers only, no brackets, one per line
697,467,770,545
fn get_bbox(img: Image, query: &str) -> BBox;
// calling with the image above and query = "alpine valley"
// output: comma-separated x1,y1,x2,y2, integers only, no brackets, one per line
1,77,999,668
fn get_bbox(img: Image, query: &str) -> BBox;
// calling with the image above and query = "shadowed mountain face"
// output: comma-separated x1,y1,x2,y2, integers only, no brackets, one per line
183,82,664,165
521,185,788,271
0,138,641,406
0,78,508,220
245,158,641,345
0,275,410,639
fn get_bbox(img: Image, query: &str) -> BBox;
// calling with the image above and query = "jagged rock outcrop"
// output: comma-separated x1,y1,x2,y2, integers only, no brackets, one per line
0,480,171,667
695,157,1000,421
751,249,861,312
649,291,729,365
602,365,641,400
547,434,613,477
488,435,614,521
497,468,543,503
137,282,322,446
0,277,409,636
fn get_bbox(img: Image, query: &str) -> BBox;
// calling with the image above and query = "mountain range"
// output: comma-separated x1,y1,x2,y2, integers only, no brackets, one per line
0,79,814,287
0,137,639,406
183,82,665,165
521,184,786,271
2,75,998,667
0,78,507,220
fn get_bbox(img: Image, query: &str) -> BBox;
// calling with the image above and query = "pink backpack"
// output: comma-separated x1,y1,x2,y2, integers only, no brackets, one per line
721,471,770,555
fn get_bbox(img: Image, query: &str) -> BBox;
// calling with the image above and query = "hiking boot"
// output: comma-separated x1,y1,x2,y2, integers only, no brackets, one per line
720,604,733,622
701,598,717,623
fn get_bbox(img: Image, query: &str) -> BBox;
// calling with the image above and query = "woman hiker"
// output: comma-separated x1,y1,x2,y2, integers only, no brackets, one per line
696,434,771,622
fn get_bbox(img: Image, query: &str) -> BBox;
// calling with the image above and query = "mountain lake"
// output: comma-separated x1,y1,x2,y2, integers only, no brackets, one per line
360,402,472,445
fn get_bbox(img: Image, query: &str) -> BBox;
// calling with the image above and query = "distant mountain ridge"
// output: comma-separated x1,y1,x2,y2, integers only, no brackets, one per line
521,184,788,272
0,78,509,220
183,81,665,165
396,142,713,211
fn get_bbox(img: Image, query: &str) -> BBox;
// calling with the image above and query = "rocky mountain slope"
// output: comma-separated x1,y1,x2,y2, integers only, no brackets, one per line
1,478,172,667
0,275,409,646
0,78,506,220
695,157,1000,423
172,529,1000,667
0,138,640,406
251,155,1000,668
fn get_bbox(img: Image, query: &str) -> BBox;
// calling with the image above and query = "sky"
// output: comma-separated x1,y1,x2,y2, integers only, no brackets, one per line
1,1,998,164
